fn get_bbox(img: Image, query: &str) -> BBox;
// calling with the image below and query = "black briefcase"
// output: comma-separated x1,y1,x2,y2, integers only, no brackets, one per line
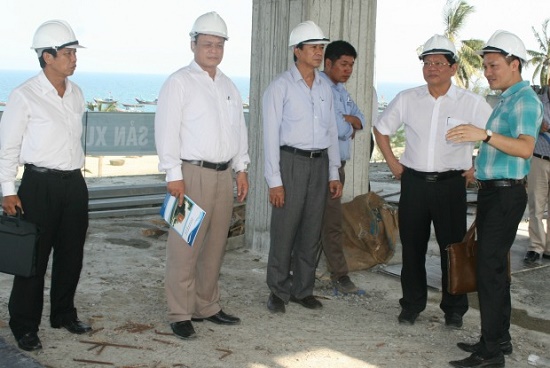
0,208,39,277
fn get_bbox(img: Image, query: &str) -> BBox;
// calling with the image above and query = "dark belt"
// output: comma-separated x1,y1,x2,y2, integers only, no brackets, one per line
24,164,81,178
181,159,230,171
477,178,526,189
407,168,463,183
533,153,550,161
280,145,327,158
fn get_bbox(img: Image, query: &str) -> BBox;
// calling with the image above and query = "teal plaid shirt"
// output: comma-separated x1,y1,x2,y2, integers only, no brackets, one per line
475,81,543,180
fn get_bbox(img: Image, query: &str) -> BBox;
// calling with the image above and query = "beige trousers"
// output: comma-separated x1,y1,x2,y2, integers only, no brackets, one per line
165,162,233,323
527,156,550,255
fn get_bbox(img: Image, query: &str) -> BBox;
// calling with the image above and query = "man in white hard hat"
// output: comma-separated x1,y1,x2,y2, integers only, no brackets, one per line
155,11,249,340
374,34,493,328
263,20,342,313
447,30,542,368
0,19,92,352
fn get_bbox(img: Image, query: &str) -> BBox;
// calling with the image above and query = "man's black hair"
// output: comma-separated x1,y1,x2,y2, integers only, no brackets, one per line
38,49,57,69
324,40,357,64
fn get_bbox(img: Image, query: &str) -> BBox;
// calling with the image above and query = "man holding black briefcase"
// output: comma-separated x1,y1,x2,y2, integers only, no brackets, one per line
0,19,92,352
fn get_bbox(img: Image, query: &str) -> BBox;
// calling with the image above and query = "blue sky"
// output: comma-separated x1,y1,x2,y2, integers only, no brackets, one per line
0,0,548,84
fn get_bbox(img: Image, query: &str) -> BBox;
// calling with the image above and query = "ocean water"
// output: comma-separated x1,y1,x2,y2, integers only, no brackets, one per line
0,69,415,112
0,70,251,113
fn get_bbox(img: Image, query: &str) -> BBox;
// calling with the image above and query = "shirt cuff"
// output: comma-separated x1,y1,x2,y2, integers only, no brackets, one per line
165,165,183,183
1,182,16,197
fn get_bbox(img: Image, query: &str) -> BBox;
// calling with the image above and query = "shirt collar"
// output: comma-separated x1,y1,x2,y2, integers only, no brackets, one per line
37,70,72,96
418,83,457,100
290,64,321,85
501,80,529,99
189,60,220,79
319,71,346,90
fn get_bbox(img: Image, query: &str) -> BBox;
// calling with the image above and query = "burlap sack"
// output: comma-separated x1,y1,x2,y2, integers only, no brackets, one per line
341,192,399,271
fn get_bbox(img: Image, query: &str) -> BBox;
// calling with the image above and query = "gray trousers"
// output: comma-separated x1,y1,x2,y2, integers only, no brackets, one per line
266,149,329,301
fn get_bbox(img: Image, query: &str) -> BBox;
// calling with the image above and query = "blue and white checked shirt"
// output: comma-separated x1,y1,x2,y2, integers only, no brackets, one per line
476,80,543,180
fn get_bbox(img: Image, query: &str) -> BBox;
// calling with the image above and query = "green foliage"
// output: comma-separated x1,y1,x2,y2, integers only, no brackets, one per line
390,126,406,148
443,0,484,89
527,19,550,86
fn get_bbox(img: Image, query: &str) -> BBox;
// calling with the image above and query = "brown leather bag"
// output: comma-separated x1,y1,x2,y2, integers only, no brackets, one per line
446,220,511,295
446,221,478,295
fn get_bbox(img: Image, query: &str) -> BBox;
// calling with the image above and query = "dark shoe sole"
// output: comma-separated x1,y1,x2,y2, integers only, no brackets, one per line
398,310,419,325
267,294,286,313
289,295,322,309
457,342,513,356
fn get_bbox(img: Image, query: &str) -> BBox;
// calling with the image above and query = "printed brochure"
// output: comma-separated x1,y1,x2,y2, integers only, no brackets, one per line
160,194,205,246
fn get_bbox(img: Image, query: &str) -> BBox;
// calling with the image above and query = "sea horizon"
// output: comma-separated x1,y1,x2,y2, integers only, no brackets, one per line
0,69,417,111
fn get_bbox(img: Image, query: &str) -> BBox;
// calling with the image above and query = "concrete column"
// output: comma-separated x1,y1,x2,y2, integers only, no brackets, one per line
245,0,377,254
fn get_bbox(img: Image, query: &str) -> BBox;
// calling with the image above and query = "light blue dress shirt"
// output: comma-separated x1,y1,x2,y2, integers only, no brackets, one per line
319,72,365,161
262,64,340,188
533,87,550,157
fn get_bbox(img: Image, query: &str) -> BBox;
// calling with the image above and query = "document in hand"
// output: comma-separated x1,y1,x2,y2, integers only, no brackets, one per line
160,194,206,246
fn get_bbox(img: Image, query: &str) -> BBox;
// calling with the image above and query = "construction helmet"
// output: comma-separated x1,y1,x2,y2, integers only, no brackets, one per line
288,20,329,48
189,11,229,40
477,30,527,63
31,19,84,56
418,34,457,60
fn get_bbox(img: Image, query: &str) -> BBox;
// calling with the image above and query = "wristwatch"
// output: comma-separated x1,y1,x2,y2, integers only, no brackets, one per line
483,129,493,143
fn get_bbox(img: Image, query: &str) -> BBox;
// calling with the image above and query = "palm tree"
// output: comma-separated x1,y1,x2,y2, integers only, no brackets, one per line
527,19,550,87
442,0,484,89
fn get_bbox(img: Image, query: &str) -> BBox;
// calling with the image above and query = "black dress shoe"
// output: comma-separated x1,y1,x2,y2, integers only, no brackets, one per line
267,293,286,313
398,309,419,325
192,310,240,325
524,250,541,265
170,321,196,339
542,253,550,260
457,340,513,355
17,332,42,352
445,313,463,329
449,352,505,367
289,295,322,309
52,319,92,334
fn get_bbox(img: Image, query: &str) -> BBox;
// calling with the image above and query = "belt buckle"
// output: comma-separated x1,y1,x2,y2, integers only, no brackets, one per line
309,151,316,158
426,175,438,183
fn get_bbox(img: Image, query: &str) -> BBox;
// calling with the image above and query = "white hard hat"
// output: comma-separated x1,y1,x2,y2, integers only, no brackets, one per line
418,34,457,60
288,20,329,48
31,19,84,56
189,11,228,40
477,30,527,63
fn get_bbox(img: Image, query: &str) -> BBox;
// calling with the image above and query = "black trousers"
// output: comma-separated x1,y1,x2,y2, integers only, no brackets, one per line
398,169,469,315
476,184,526,357
9,167,89,339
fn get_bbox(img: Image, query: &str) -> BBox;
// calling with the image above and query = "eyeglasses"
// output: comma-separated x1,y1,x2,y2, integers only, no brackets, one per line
422,61,452,69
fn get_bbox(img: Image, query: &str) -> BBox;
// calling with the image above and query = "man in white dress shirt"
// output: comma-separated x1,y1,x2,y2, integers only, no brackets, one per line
374,34,492,328
0,19,92,352
154,11,249,340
